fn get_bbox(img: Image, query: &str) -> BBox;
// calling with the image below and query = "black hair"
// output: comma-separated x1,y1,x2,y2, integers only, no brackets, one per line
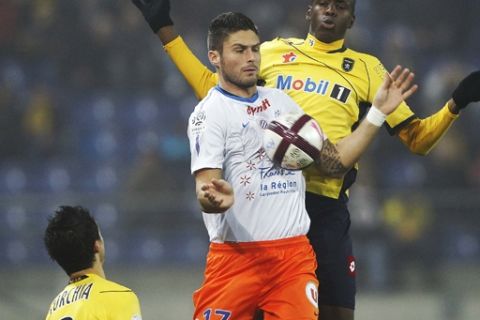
207,12,258,52
44,206,100,275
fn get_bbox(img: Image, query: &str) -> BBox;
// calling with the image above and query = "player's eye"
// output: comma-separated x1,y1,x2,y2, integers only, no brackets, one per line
335,0,348,9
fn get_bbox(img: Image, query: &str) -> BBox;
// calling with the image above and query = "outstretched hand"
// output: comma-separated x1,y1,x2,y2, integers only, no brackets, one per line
452,70,480,111
132,0,173,33
198,178,234,213
373,65,418,115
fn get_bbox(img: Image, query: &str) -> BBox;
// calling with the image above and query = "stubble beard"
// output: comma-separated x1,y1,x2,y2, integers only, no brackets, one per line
220,61,257,90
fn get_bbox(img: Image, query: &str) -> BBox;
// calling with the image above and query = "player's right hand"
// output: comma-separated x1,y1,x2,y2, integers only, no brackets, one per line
131,0,173,33
199,179,234,213
452,71,480,110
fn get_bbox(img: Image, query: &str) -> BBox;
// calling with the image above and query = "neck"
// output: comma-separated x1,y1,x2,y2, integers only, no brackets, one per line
306,33,345,51
69,262,105,281
218,79,257,99
309,29,345,44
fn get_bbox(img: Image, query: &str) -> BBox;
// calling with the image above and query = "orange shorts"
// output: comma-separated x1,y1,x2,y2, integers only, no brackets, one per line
193,235,319,320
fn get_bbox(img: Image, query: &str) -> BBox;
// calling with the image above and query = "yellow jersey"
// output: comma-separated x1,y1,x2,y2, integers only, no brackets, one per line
45,273,142,320
259,34,417,198
164,34,457,199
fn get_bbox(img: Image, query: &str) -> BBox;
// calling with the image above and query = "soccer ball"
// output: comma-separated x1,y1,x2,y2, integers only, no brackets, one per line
263,112,324,170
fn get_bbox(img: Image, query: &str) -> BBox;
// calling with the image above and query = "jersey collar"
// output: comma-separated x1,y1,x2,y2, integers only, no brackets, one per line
215,85,259,103
304,33,345,53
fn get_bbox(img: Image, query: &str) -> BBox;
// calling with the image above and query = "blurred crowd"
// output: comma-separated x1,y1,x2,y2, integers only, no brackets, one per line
1,0,479,292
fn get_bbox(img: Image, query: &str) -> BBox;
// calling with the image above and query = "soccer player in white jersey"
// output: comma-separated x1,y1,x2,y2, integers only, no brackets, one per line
44,206,142,320
187,12,416,320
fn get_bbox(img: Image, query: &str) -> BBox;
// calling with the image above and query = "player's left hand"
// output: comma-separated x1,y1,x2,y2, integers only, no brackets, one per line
373,65,418,115
452,71,480,111
131,0,173,33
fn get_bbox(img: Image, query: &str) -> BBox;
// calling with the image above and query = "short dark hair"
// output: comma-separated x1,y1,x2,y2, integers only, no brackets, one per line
44,206,101,275
207,12,258,52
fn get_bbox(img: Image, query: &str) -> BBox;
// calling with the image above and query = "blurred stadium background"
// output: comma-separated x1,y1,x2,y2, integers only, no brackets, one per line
1,0,479,319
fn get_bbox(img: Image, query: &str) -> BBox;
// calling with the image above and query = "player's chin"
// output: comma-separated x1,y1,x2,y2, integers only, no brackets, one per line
241,76,258,87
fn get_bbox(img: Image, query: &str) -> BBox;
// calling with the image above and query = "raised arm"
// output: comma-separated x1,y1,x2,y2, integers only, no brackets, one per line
397,70,480,155
316,66,418,177
132,0,217,99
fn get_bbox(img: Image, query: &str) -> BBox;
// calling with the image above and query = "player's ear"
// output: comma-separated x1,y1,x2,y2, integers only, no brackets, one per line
93,239,102,253
348,14,356,29
208,50,220,69
305,5,312,22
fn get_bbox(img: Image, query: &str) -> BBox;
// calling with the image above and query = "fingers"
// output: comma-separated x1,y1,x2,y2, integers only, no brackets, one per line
388,65,403,83
380,71,393,90
200,182,224,207
204,192,223,207
387,65,417,94
200,183,212,191
202,189,224,207
211,178,225,188
402,84,418,100
395,68,411,88
399,72,414,90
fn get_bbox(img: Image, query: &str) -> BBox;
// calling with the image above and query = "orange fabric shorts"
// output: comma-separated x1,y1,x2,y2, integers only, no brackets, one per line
193,235,319,320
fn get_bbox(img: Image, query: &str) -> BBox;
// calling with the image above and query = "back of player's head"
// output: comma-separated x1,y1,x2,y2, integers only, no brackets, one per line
207,12,258,52
44,206,100,275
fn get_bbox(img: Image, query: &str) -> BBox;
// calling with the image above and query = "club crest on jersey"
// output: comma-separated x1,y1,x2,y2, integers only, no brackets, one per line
282,52,297,63
342,58,355,72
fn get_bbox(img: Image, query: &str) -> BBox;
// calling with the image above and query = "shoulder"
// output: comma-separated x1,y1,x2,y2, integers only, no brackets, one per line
345,48,383,66
258,86,290,99
192,88,224,115
95,278,141,317
189,88,226,132
96,277,135,294
257,87,300,111
261,37,304,52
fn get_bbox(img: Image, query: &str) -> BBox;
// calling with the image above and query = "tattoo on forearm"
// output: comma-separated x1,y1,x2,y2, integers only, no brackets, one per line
318,140,347,176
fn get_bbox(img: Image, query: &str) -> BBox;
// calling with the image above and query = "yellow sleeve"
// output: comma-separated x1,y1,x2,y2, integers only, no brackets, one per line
397,102,458,155
164,36,218,99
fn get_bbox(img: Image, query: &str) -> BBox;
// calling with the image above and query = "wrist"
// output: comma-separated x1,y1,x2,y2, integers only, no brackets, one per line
448,99,460,114
366,106,387,127
157,25,178,45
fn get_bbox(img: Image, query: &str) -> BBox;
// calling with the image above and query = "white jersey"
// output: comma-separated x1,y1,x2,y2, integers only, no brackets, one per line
188,86,312,242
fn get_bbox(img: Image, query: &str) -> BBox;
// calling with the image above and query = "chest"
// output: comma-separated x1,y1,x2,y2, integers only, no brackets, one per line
260,52,370,141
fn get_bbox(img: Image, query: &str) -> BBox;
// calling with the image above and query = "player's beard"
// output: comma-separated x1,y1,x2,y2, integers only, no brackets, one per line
220,61,258,90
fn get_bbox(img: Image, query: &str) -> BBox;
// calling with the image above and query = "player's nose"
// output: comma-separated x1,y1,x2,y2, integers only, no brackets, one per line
325,3,337,15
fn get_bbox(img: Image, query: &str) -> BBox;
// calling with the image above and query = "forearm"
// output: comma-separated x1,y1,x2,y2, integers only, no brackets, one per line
397,101,458,155
336,120,380,166
315,119,380,178
163,36,217,99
